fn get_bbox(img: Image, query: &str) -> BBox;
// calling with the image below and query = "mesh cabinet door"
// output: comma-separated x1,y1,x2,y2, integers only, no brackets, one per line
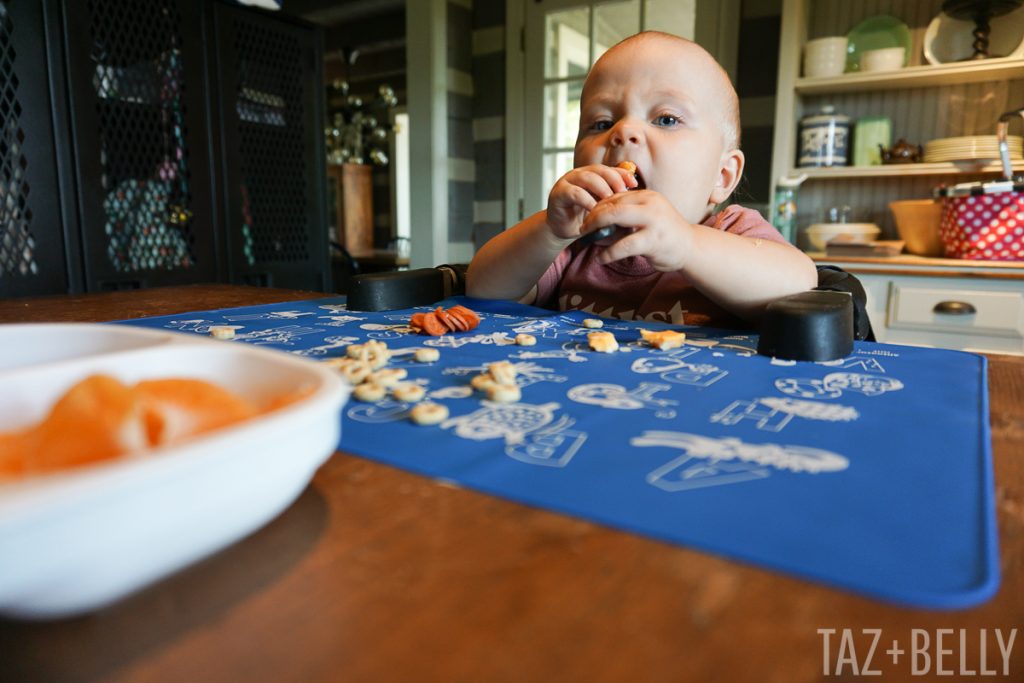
61,0,220,291
211,3,329,291
0,1,73,298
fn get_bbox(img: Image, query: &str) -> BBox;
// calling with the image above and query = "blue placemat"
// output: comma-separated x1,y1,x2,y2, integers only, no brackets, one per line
119,296,998,609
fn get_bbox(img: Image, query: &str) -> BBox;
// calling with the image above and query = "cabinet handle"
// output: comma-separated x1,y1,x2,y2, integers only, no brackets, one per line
933,301,977,315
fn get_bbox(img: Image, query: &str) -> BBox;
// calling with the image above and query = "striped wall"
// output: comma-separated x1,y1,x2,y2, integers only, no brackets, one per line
471,0,507,252
447,0,476,263
445,0,508,262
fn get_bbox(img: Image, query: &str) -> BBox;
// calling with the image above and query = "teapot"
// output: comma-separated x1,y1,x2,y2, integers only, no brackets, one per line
879,139,923,164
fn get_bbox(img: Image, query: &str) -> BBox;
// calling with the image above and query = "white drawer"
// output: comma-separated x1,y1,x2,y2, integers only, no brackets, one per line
888,285,1024,338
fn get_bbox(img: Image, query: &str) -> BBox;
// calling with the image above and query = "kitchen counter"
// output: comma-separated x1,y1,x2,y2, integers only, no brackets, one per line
810,253,1024,279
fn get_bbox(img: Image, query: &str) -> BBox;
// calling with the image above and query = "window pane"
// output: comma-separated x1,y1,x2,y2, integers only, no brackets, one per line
643,0,696,38
542,152,576,196
543,80,584,148
594,0,640,61
545,7,591,79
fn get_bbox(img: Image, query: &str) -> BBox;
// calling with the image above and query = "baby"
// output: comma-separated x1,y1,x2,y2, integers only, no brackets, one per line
466,31,817,327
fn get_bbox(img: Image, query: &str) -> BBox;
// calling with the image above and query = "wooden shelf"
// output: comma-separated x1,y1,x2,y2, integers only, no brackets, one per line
793,160,1024,179
795,58,1024,95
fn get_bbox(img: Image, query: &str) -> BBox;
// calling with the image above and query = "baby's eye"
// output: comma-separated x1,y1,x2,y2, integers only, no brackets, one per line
653,115,679,127
589,120,612,132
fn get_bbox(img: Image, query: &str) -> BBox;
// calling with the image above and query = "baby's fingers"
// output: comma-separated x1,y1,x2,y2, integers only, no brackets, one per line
560,184,597,212
580,196,646,233
595,229,650,265
561,169,621,201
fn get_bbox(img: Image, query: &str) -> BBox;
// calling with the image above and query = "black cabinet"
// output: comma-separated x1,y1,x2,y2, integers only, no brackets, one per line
211,2,329,290
0,1,75,298
0,0,328,297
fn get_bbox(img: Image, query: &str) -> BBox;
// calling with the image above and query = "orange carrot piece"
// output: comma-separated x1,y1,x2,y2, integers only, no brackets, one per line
420,312,448,336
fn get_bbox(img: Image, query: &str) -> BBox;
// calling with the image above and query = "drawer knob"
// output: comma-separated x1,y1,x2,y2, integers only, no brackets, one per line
933,301,977,315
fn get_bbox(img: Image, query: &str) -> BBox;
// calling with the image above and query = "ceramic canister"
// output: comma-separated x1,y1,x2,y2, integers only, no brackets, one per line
798,106,850,167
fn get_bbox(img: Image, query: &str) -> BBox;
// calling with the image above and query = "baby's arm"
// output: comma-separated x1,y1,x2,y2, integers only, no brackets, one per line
670,225,818,322
467,164,637,302
581,192,817,321
465,210,572,303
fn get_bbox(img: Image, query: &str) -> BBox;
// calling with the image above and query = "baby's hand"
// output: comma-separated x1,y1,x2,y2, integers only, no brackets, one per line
546,164,638,240
578,190,695,272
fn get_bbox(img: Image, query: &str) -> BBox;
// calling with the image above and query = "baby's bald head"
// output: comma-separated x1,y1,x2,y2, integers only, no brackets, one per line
587,31,740,151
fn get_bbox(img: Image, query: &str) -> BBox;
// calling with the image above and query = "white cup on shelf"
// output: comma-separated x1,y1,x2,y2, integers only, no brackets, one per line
860,47,906,72
803,37,848,78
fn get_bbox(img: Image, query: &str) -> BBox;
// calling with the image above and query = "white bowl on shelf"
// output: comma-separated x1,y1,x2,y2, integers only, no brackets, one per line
803,36,849,77
806,223,881,250
860,47,906,72
0,324,350,619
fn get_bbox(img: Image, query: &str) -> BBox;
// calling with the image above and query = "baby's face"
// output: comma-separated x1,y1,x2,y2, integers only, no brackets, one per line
574,36,739,224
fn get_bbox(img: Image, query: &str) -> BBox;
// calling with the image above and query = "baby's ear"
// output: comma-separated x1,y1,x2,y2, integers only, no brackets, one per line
709,148,744,205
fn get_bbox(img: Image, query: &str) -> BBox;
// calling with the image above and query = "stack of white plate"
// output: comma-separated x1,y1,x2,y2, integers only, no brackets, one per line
923,135,1023,163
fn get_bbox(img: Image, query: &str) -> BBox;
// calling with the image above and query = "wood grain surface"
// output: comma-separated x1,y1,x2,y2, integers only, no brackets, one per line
0,285,1021,683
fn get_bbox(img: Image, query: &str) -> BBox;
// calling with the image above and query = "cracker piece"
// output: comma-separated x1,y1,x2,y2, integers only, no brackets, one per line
587,331,619,353
410,402,449,425
353,382,387,402
414,348,440,363
515,333,537,346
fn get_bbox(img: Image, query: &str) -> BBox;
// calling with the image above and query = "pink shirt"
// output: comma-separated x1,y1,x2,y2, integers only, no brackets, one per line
534,205,788,328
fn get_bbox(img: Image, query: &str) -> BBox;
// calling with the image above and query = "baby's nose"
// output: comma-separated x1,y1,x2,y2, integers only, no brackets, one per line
611,120,641,146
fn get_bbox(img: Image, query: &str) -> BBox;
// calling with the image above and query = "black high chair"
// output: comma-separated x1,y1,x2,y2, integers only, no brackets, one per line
345,264,875,342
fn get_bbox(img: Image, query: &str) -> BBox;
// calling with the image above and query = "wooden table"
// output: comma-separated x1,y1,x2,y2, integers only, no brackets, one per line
1,284,1022,682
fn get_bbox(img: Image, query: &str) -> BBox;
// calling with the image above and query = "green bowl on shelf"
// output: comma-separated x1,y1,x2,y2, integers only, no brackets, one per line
846,15,912,72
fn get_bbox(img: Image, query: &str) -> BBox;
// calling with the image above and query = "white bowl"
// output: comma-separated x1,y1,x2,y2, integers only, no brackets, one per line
806,223,881,250
804,36,849,77
860,47,906,72
0,324,349,618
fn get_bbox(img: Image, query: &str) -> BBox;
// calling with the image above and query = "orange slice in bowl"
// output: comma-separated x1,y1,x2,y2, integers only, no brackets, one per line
134,379,259,447
1,375,148,476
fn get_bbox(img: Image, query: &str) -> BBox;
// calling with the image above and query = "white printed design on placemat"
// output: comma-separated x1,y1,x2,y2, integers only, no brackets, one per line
505,415,588,468
165,319,216,333
347,398,412,423
318,304,349,313
317,315,365,327
629,348,701,372
165,319,321,345
815,356,888,373
634,432,849,491
567,383,677,419
224,310,316,321
511,341,589,363
442,401,562,445
558,315,632,331
427,386,474,399
682,333,758,355
229,325,324,346
775,373,904,400
359,322,412,340
295,335,361,357
710,397,859,432
506,318,563,339
423,332,517,348
660,363,727,388
443,361,567,387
